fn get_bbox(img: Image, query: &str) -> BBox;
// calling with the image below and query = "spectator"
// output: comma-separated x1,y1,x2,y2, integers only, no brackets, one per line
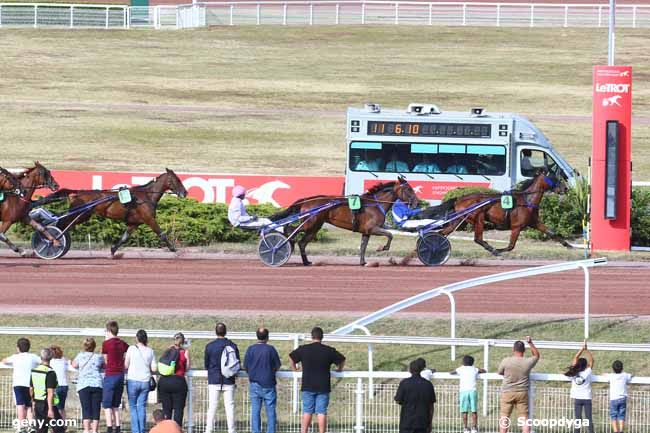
158,332,190,427
289,327,345,433
394,358,436,433
1,337,40,430
607,360,633,433
385,151,409,173
125,330,157,433
412,154,440,174
204,322,240,433
49,346,70,424
150,409,182,433
520,150,535,176
30,348,64,433
497,336,540,433
101,321,129,433
244,328,281,433
71,338,104,433
450,355,486,433
565,341,594,433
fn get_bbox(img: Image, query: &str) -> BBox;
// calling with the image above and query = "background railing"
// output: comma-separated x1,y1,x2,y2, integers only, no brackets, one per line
0,369,649,433
1,2,649,29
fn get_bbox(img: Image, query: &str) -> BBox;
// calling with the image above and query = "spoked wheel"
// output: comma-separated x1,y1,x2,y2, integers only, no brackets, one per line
31,226,68,260
258,232,292,267
61,232,72,257
416,232,452,266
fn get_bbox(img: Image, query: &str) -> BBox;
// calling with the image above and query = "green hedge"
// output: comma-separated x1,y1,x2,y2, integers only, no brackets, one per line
10,197,278,247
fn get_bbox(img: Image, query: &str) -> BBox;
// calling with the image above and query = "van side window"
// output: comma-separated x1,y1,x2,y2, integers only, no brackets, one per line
520,149,559,177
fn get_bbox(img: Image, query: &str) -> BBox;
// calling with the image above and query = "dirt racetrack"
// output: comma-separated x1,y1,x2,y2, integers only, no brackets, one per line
0,255,648,317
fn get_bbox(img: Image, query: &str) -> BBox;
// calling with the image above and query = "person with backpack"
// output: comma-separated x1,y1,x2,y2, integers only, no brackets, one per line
158,333,190,428
204,323,240,433
124,330,157,433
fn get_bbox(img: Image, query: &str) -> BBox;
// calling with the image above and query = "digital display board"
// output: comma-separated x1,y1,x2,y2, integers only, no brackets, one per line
605,120,619,220
367,121,491,138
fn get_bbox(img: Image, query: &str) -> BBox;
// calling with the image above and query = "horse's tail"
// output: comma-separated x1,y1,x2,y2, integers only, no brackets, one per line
419,198,457,219
31,189,75,207
269,202,303,222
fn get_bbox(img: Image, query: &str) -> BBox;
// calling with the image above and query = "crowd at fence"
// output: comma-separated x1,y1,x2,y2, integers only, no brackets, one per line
0,321,647,433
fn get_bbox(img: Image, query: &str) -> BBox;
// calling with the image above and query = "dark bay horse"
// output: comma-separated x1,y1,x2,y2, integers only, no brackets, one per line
46,169,188,255
271,177,419,266
422,170,572,255
0,163,60,256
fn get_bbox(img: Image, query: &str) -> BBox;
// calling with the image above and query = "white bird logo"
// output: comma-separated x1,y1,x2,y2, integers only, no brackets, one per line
620,71,630,77
413,185,423,194
602,95,622,107
245,180,291,207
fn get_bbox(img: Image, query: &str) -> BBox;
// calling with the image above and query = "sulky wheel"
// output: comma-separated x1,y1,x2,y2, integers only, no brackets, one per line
31,226,68,260
416,232,451,266
258,232,292,267
60,232,72,258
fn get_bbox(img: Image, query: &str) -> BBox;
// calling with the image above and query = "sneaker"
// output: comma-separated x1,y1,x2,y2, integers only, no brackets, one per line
471,428,478,433
464,429,470,433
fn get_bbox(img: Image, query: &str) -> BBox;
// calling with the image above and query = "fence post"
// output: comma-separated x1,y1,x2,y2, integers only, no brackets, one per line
441,290,456,361
309,3,313,25
354,378,365,433
361,2,365,24
105,6,109,28
34,5,37,28
335,3,339,24
462,3,466,25
428,3,432,25
0,5,2,28
582,265,590,339
187,374,194,433
482,341,489,417
633,6,637,28
529,4,534,27
282,3,286,25
70,5,74,28
127,6,131,29
598,5,602,27
496,4,500,27
394,2,398,25
229,4,233,25
564,4,568,27
291,335,300,414
155,5,160,29
123,6,127,29
528,379,535,425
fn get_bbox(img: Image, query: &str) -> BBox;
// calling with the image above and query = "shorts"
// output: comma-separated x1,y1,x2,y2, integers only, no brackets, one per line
459,390,478,413
610,397,627,421
500,391,529,421
55,386,68,410
102,374,125,409
13,386,32,407
302,391,330,415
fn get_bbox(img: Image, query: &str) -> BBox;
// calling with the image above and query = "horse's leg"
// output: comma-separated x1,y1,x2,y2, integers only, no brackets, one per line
473,212,499,256
141,213,177,252
297,221,323,266
534,222,573,249
495,227,523,254
111,225,137,256
359,234,370,266
0,221,26,257
369,227,393,252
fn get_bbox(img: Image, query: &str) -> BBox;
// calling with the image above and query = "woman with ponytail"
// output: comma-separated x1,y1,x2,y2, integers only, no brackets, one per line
564,341,594,433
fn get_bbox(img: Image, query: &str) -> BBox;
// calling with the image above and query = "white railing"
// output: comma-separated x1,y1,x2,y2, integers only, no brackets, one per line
1,2,650,29
0,367,649,433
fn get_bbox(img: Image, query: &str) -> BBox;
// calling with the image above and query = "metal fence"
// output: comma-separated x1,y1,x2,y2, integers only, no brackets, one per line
1,1,650,29
1,370,650,433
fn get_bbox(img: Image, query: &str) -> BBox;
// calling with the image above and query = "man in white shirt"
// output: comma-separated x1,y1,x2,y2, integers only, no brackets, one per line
1,338,40,430
450,355,486,433
384,152,409,173
228,186,272,229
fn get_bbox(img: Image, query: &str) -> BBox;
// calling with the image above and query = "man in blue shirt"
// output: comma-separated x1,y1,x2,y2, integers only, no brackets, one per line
204,323,240,433
244,328,281,433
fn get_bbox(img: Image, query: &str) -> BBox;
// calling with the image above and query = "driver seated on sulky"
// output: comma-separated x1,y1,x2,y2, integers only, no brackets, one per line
228,185,273,229
391,198,442,231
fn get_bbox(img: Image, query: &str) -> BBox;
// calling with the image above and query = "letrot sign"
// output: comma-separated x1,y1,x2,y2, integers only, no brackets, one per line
591,65,632,251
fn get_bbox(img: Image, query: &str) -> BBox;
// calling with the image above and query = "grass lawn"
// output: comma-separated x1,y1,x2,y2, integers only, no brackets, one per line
1,27,649,178
1,313,650,377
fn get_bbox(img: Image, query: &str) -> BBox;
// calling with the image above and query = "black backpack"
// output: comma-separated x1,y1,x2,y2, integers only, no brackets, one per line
158,347,180,376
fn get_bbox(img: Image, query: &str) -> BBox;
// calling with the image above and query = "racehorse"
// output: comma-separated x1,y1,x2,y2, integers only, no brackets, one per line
421,169,572,255
0,163,60,256
271,177,419,266
46,169,188,255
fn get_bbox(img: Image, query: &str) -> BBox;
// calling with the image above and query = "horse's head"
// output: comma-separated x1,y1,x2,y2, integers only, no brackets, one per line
537,168,567,194
395,176,419,209
0,167,24,196
27,162,59,191
164,168,188,198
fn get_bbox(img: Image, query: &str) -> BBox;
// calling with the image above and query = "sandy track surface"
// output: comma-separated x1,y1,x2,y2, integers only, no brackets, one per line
1,256,648,317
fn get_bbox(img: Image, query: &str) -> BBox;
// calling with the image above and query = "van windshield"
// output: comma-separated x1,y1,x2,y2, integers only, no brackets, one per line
350,141,506,175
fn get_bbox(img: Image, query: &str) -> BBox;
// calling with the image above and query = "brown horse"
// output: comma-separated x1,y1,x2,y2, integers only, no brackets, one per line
46,169,188,255
0,163,60,256
422,170,572,255
271,177,419,266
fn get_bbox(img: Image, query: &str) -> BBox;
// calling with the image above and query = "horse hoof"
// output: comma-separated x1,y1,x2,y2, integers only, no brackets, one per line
302,261,312,267
491,250,501,257
376,246,389,252
18,249,27,257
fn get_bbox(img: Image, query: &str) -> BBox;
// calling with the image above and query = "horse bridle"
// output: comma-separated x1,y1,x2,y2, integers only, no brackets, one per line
0,171,25,197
